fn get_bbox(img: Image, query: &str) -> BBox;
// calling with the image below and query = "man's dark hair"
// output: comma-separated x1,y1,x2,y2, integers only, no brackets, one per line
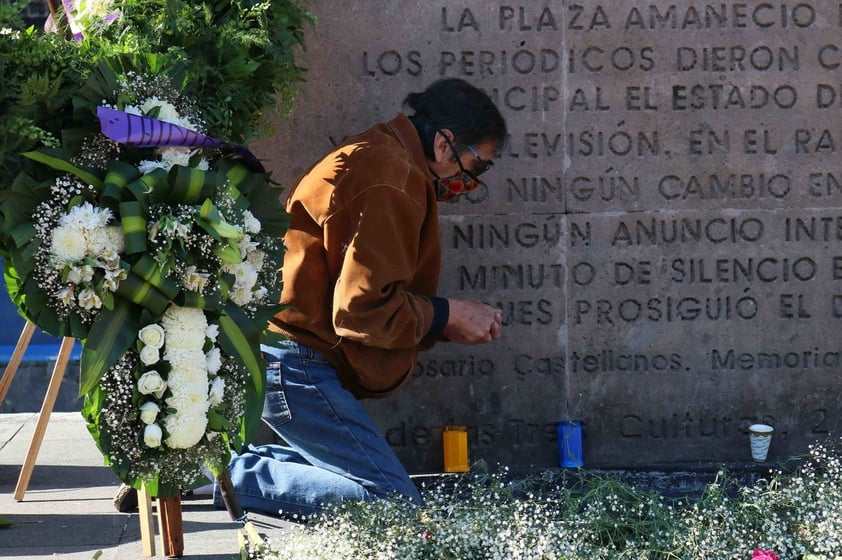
404,78,507,160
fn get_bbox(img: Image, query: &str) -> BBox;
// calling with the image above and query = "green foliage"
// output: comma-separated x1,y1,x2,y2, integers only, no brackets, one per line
0,0,314,188
92,0,313,144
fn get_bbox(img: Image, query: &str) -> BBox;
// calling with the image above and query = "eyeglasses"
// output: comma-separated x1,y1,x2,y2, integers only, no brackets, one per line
463,143,494,178
440,132,494,183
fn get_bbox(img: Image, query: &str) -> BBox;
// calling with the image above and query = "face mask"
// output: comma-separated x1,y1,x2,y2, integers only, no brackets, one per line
431,130,490,201
433,171,479,201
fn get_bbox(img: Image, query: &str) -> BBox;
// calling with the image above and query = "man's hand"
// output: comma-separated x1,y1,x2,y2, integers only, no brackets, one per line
442,298,503,345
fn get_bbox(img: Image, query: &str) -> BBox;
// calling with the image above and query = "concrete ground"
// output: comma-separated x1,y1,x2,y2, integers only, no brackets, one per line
0,412,293,560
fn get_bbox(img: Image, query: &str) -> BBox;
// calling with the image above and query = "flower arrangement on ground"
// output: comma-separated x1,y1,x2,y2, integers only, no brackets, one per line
0,0,313,497
241,439,842,560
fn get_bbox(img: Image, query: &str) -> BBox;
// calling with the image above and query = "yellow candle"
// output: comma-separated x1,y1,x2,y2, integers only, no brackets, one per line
442,425,469,473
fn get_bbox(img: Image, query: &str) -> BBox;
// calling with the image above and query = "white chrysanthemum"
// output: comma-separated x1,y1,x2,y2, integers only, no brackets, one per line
229,287,252,306
163,413,208,449
206,347,222,375
51,226,88,262
205,324,219,343
160,304,211,450
253,286,268,302
137,159,169,174
237,234,259,258
246,248,266,270
167,384,211,410
164,330,205,353
224,261,259,301
59,201,112,229
164,352,207,385
85,227,114,256
159,146,193,168
161,306,207,339
243,210,261,234
104,226,124,252
208,377,225,406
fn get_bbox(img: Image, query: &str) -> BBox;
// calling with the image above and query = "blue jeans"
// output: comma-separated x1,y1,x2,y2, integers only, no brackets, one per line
221,339,422,517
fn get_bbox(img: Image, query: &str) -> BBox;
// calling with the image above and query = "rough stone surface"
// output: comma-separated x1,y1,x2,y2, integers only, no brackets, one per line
251,1,842,473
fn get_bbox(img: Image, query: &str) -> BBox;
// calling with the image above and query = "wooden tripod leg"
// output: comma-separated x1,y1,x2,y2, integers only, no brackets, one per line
158,495,184,558
13,336,75,501
217,471,245,521
0,321,36,408
138,484,156,558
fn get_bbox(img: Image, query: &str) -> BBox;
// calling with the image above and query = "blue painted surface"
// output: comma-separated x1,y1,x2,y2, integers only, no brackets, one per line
1,258,83,362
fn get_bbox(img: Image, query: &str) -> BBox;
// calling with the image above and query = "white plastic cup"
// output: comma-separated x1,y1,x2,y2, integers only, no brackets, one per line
749,424,774,461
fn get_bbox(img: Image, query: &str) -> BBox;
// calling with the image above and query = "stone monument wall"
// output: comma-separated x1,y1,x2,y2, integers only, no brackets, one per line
253,1,842,471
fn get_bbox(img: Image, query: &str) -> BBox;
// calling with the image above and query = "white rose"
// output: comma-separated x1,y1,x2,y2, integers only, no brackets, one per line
139,345,160,366
143,423,163,447
137,371,167,399
77,288,103,310
51,226,88,261
208,377,225,406
138,324,166,349
139,401,160,425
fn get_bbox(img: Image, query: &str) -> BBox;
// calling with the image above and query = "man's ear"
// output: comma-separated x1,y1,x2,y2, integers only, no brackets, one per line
433,129,455,163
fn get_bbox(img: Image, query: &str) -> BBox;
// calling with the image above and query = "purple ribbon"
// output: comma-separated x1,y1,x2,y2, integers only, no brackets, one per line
97,106,264,172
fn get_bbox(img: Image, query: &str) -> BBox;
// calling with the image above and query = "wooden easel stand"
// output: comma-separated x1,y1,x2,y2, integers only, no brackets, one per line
1,321,247,556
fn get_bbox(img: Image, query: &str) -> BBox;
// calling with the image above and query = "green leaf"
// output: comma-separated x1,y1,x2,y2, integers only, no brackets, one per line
217,304,262,391
22,150,103,189
79,301,140,396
